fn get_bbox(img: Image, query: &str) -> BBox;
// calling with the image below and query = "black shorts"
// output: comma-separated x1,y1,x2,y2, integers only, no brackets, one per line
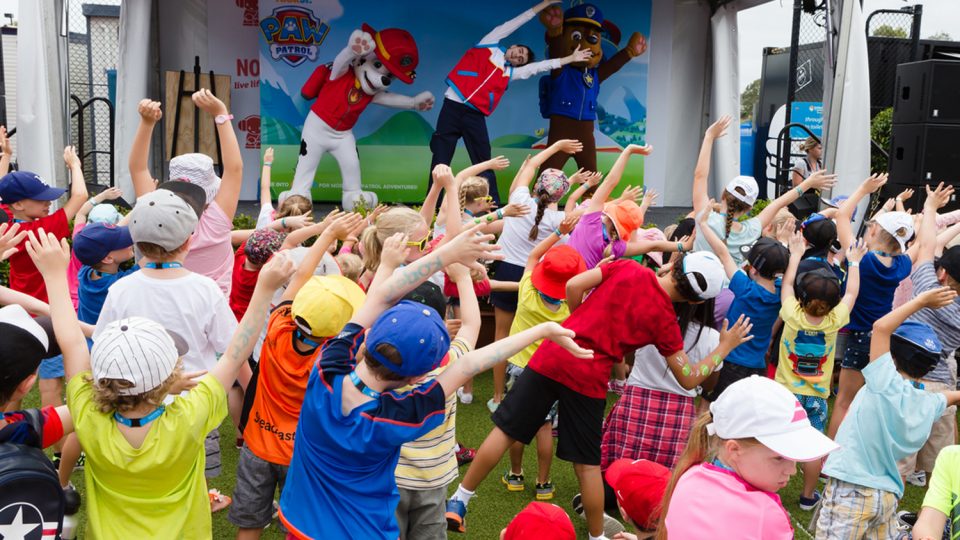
489,261,524,312
492,367,606,465
701,362,767,402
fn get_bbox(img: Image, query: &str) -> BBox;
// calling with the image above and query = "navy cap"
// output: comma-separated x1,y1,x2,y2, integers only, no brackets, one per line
402,282,447,319
893,321,942,355
742,237,789,278
73,223,133,266
365,300,450,377
564,3,603,28
0,171,65,204
937,246,960,282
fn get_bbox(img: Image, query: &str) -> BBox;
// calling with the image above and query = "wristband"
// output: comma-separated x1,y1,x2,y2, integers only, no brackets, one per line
554,228,563,237
281,217,287,229
848,261,860,268
795,186,805,196
677,242,684,254
497,209,504,220
263,162,272,167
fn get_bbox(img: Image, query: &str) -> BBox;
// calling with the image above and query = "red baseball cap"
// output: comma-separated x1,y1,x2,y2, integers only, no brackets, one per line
604,458,670,530
531,245,586,300
361,23,419,84
603,199,644,240
503,502,575,540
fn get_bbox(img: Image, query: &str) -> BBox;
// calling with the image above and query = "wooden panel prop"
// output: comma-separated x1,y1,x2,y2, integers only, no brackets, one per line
164,71,232,162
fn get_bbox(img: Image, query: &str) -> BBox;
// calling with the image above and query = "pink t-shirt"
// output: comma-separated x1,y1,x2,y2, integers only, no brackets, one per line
67,222,86,310
663,463,793,540
184,201,234,297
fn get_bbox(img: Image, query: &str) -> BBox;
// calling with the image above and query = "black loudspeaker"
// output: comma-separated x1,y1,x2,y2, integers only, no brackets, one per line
888,123,960,187
880,181,960,214
893,60,960,125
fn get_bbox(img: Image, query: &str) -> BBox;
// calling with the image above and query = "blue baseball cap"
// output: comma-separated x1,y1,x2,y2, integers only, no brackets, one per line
364,300,450,377
893,321,942,355
565,3,603,28
73,223,133,266
0,171,66,204
88,203,122,225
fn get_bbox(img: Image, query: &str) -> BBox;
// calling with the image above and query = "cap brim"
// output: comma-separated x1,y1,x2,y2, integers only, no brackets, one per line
32,186,67,201
166,329,190,357
757,427,839,462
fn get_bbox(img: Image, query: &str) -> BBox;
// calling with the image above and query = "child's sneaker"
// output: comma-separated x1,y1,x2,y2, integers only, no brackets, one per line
896,511,917,531
455,444,476,467
905,470,927,487
501,469,524,491
445,499,467,533
571,493,626,536
535,481,555,500
608,379,626,395
798,491,821,511
457,388,473,405
74,452,85,471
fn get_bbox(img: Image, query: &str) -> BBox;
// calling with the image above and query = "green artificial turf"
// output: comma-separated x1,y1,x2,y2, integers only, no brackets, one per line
28,372,934,539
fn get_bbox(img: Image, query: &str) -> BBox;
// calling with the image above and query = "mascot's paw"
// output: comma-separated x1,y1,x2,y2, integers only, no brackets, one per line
628,32,648,58
414,91,435,111
343,190,379,212
350,29,375,57
539,5,563,34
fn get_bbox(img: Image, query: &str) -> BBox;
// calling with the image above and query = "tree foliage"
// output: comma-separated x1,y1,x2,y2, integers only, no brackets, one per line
740,78,761,121
872,24,908,38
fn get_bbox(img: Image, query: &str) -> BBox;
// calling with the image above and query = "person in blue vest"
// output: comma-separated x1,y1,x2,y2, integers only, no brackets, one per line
428,0,593,205
537,3,648,174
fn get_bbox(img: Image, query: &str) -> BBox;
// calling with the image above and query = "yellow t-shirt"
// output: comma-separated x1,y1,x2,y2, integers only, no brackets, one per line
395,338,470,490
922,445,960,526
776,297,850,398
66,372,228,540
508,273,571,369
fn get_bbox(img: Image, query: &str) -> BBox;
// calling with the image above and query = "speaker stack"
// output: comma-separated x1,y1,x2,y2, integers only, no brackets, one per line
884,60,960,212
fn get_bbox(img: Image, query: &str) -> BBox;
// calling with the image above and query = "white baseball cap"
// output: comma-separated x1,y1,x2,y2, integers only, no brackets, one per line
708,376,839,462
725,176,759,206
874,211,914,252
92,317,189,395
169,153,221,204
681,251,725,300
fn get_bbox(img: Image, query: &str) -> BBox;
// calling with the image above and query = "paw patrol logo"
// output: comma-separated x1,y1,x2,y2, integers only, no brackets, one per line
260,7,330,67
585,5,596,17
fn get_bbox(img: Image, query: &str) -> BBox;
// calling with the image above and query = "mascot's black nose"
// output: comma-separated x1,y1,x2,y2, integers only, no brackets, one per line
381,76,392,86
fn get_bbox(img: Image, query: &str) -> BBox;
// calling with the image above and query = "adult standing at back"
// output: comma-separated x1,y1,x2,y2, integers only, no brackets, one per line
789,136,823,219
428,0,592,204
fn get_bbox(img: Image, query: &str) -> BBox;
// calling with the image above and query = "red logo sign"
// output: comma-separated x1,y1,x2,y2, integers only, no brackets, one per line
238,115,261,149
235,0,258,27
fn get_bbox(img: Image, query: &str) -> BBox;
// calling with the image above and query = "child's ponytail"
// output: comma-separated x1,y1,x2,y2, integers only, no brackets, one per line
360,225,382,272
360,206,425,273
720,191,751,239
655,411,715,540
528,191,552,241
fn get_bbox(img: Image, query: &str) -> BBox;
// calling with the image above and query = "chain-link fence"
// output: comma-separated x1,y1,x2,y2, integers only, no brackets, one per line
865,6,921,119
66,0,120,187
770,0,828,200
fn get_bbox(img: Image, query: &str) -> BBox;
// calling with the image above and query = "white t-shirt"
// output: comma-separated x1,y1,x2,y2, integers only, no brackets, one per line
256,203,275,229
627,322,720,397
498,188,566,267
94,271,238,373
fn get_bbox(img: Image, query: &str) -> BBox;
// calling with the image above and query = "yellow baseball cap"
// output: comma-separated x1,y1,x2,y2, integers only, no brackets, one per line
291,275,366,337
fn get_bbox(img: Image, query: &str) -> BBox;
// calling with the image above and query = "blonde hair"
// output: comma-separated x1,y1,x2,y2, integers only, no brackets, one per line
872,225,905,254
800,136,820,152
87,363,182,414
136,241,189,262
335,253,363,282
277,195,312,218
360,207,425,272
655,412,761,539
458,176,490,211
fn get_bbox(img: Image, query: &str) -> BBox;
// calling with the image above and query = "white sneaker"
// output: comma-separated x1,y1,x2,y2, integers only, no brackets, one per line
905,470,926,487
457,388,473,405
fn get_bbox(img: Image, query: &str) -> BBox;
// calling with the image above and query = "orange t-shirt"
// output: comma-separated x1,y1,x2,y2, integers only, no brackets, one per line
243,302,324,465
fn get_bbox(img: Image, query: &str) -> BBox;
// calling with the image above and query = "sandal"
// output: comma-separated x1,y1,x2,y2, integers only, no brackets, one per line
209,489,233,512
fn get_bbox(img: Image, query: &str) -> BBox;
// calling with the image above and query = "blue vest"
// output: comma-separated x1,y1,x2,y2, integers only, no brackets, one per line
539,65,600,121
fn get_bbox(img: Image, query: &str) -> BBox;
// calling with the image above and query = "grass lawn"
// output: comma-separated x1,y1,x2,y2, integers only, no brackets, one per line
28,372,934,539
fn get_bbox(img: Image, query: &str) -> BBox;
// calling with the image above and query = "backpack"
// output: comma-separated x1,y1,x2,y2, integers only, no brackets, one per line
0,408,66,538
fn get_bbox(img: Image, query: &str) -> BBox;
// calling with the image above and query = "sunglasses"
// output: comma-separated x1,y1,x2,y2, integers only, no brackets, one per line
406,231,432,250
474,195,494,203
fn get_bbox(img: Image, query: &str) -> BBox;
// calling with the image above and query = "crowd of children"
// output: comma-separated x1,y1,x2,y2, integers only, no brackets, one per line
4,90,960,540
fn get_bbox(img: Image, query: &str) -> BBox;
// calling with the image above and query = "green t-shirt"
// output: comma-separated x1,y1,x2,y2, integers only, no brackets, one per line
67,372,227,539
922,444,960,535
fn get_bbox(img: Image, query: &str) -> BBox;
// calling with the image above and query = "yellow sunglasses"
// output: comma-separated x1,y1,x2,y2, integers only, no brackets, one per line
474,195,494,203
406,231,433,250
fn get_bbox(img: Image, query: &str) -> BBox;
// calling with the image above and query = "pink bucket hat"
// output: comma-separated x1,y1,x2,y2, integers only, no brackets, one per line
169,153,221,204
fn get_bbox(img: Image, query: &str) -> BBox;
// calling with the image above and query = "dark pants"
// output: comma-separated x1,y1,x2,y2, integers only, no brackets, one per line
428,98,499,204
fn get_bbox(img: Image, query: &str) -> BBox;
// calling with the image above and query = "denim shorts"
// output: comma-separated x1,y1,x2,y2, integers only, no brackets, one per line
795,394,828,432
840,330,872,371
38,354,65,379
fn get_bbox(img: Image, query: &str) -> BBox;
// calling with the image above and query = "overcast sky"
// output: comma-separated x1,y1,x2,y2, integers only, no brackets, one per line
0,0,954,94
738,0,959,91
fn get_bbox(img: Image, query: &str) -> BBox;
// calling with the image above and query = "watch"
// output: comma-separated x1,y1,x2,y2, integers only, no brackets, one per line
214,114,234,125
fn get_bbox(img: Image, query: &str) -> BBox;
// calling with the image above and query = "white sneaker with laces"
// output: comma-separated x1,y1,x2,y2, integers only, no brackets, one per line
905,470,926,487
457,388,473,405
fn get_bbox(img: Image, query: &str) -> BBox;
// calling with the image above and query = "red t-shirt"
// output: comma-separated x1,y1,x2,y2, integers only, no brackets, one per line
527,259,684,399
229,242,260,321
7,208,70,302
301,64,375,131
